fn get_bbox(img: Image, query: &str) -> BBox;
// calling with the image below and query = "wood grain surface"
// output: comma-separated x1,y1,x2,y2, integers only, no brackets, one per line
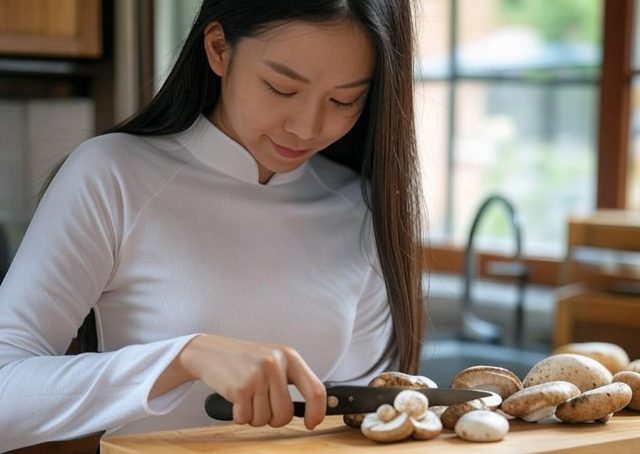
101,411,640,453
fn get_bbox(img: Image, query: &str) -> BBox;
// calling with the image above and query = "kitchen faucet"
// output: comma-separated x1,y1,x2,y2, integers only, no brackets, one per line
460,194,529,347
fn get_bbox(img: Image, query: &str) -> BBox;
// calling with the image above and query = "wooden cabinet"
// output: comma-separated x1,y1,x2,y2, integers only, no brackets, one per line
554,210,640,358
0,0,102,57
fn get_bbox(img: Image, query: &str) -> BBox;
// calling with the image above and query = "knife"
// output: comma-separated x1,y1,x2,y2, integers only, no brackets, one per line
204,385,491,420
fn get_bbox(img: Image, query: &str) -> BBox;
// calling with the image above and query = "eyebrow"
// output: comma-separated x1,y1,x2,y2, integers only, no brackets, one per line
263,60,371,89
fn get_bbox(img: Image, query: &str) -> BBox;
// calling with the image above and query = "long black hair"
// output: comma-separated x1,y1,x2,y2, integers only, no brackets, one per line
61,0,425,374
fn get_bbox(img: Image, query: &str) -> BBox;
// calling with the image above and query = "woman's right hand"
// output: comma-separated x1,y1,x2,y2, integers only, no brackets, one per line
152,334,327,429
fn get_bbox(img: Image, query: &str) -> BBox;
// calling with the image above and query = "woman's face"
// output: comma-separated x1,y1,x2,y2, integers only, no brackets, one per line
205,20,375,183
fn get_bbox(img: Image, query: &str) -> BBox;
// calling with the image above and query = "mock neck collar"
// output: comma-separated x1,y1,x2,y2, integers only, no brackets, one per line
176,114,308,186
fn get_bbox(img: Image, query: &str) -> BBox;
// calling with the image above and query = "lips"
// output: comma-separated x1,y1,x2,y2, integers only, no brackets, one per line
269,138,311,159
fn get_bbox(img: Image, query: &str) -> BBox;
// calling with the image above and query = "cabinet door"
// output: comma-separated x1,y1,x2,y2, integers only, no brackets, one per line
0,0,101,57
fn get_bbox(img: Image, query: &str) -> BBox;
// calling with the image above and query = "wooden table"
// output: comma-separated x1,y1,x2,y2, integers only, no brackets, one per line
100,412,640,453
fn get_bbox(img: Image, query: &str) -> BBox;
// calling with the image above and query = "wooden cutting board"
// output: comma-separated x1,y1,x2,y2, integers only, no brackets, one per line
100,412,640,453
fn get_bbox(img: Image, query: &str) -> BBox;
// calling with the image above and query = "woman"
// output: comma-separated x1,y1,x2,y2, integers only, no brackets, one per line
0,0,425,450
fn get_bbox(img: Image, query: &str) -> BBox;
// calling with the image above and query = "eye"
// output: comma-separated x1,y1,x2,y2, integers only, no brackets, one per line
262,80,296,99
331,99,357,110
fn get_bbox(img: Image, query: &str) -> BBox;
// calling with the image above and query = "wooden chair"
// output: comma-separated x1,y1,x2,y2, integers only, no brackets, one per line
554,210,640,358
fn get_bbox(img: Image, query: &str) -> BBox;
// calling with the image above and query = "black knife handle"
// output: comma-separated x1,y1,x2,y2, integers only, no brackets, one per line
204,393,307,420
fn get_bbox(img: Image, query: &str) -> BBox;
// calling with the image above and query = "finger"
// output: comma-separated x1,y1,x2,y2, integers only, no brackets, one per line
232,398,253,425
250,391,272,427
266,357,294,427
285,350,326,430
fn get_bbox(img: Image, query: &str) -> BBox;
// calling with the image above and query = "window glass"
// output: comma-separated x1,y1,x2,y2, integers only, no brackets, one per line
415,0,603,257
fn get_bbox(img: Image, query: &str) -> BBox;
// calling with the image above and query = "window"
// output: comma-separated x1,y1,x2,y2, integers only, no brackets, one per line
630,0,640,209
415,0,604,258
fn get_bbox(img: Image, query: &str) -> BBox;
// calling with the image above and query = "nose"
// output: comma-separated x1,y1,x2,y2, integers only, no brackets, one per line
284,102,323,141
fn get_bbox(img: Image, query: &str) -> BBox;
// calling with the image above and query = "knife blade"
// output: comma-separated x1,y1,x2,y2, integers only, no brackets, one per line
204,385,491,421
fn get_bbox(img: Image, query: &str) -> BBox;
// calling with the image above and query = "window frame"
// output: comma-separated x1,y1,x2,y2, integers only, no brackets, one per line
422,0,635,286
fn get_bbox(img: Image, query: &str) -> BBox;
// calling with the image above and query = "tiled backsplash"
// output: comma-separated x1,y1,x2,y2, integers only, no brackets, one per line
0,98,94,260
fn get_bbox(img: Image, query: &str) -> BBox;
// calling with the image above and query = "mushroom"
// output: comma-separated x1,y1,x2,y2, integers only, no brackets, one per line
411,410,443,440
361,389,441,443
369,371,438,389
440,399,487,430
626,359,640,373
555,382,633,423
478,390,503,410
455,410,510,442
501,381,581,422
345,371,437,428
451,365,523,400
393,389,429,418
523,353,612,392
361,411,414,442
552,342,630,374
612,370,640,411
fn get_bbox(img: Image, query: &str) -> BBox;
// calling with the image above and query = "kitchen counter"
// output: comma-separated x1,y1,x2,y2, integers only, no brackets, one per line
100,411,640,453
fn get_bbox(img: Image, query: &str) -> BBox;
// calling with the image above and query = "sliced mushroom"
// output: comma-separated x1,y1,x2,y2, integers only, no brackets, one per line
523,353,612,392
479,390,503,410
612,371,640,411
411,410,443,440
627,359,640,373
552,342,630,374
441,399,487,430
455,410,510,442
451,365,523,400
555,382,632,423
501,381,581,422
345,371,436,428
393,389,429,418
361,411,415,442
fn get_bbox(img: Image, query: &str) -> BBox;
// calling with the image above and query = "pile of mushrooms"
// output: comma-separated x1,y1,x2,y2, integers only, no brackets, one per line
348,341,640,445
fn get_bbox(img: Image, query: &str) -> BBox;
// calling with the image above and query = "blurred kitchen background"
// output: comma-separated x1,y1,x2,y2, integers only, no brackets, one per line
0,0,639,386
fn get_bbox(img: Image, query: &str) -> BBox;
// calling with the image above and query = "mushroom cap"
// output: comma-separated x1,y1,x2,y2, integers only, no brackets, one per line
613,370,640,411
376,404,398,423
361,411,415,443
552,342,630,374
627,359,640,373
393,389,429,418
556,382,632,423
411,410,443,440
451,365,523,400
501,381,581,421
369,371,437,388
441,399,487,430
455,410,510,442
523,353,613,391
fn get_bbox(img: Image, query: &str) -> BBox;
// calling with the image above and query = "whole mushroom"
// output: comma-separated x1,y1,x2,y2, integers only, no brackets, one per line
555,382,632,423
523,354,612,392
455,410,510,442
501,381,581,422
627,359,640,373
612,370,640,411
440,399,487,430
552,342,630,374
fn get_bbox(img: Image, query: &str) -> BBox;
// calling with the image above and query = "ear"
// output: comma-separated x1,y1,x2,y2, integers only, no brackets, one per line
204,22,230,77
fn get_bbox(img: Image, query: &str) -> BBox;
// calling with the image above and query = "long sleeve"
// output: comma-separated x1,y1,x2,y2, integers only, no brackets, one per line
0,143,196,452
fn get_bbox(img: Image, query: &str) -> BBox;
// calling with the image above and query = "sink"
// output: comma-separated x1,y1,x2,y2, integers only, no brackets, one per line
419,339,548,387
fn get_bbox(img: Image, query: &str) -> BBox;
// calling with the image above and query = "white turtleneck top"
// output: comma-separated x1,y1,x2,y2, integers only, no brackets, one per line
0,115,393,451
